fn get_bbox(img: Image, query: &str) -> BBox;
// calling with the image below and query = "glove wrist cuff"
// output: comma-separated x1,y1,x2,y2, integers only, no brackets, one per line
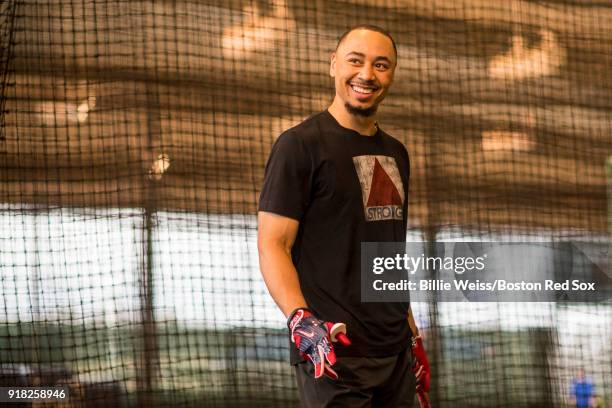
287,307,313,329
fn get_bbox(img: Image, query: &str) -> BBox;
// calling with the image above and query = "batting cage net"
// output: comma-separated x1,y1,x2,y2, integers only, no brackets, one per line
1,0,611,407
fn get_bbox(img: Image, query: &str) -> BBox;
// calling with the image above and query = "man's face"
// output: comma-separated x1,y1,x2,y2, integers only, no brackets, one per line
330,29,397,117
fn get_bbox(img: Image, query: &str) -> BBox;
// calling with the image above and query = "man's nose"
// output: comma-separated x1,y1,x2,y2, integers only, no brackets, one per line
358,63,375,81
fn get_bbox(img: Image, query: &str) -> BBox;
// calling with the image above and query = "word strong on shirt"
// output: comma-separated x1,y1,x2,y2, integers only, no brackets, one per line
353,155,404,222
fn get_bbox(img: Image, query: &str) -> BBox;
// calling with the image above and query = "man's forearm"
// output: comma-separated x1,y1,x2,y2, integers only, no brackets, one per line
258,242,308,317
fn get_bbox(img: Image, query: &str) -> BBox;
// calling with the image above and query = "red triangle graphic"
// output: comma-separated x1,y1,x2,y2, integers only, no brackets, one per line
366,159,402,207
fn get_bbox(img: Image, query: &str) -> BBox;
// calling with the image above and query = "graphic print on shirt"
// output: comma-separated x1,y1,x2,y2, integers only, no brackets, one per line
352,155,404,222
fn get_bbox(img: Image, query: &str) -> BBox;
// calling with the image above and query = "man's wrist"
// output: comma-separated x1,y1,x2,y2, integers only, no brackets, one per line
284,302,309,318
411,334,423,348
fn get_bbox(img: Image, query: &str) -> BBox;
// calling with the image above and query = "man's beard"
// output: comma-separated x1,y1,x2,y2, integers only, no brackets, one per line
345,101,378,117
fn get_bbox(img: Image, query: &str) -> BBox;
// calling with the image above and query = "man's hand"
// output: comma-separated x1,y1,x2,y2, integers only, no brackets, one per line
411,335,431,407
288,308,351,379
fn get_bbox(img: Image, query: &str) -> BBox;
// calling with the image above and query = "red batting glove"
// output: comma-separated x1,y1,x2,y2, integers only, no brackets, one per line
288,308,351,379
411,335,431,407
416,390,431,408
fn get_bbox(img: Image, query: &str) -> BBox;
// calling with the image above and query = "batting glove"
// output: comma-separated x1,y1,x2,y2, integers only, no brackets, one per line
411,335,431,407
288,308,351,380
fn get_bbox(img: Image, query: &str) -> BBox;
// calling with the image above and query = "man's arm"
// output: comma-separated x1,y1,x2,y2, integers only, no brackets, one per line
258,211,350,379
257,211,308,317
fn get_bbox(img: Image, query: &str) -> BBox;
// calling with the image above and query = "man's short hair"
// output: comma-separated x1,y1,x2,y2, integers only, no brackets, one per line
336,24,398,58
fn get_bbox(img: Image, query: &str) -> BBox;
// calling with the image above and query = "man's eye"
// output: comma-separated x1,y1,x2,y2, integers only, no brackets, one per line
375,63,389,70
349,59,361,64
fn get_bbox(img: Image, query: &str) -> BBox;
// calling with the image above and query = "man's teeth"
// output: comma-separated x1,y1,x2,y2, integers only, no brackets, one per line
351,84,376,94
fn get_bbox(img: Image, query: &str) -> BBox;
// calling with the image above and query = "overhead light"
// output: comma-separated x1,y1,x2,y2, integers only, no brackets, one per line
488,30,565,80
482,130,535,154
148,153,171,181
221,0,295,59
37,95,96,125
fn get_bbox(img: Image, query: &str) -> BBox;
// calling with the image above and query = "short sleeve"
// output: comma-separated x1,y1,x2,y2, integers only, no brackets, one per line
258,131,313,221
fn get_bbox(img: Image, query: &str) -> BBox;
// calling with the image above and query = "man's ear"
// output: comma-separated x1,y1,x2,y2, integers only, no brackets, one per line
329,52,336,78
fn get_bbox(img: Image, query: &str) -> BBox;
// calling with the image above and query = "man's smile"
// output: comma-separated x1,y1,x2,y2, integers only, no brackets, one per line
349,82,379,98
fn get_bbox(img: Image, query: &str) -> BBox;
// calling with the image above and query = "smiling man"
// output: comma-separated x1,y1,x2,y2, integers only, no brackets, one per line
328,26,396,131
258,25,430,407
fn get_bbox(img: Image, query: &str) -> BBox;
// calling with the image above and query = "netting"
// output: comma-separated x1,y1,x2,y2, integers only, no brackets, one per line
1,0,611,407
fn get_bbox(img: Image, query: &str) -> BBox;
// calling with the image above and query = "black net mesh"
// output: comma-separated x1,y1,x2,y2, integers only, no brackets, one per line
1,1,611,407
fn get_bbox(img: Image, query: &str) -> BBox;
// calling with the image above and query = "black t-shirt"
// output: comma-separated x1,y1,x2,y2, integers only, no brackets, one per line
259,110,411,363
